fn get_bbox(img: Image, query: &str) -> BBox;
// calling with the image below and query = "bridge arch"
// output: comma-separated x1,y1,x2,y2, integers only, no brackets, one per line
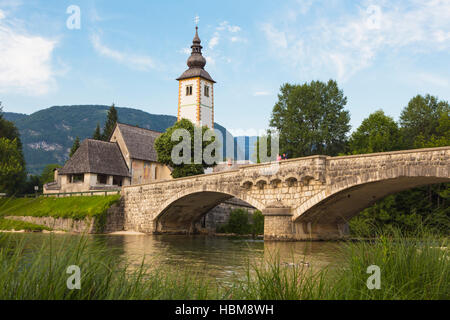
154,185,265,233
293,163,449,225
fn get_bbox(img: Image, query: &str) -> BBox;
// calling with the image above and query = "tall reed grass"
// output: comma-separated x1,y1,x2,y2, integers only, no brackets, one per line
0,229,448,300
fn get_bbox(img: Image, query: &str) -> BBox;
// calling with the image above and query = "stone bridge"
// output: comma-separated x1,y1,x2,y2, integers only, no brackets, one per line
122,147,450,240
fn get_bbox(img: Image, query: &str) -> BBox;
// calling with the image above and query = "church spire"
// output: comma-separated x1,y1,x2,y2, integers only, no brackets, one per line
187,26,206,69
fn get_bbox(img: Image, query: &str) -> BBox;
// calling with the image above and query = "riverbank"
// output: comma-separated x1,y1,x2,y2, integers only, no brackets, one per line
0,229,447,300
0,195,123,233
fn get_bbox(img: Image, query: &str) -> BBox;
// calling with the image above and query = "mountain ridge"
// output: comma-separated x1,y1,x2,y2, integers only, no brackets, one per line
4,105,233,175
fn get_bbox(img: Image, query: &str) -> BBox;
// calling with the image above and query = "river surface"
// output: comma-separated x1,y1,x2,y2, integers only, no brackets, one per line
4,233,346,280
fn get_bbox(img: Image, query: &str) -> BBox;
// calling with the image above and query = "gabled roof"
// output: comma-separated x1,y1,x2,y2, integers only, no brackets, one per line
59,139,130,177
115,123,161,162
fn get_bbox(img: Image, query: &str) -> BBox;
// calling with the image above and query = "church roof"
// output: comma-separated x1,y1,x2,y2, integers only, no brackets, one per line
177,26,216,83
116,123,162,162
59,139,130,177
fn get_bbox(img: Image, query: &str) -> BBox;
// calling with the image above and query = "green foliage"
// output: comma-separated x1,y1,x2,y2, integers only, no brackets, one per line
349,94,450,236
69,137,80,158
0,105,23,150
92,123,102,140
328,230,448,300
217,209,264,236
349,110,403,154
102,104,118,141
154,118,218,178
399,94,449,148
0,218,51,232
20,175,42,195
0,138,26,195
0,106,26,195
0,228,446,300
40,164,62,185
269,80,351,158
251,210,264,236
0,195,121,220
350,184,449,237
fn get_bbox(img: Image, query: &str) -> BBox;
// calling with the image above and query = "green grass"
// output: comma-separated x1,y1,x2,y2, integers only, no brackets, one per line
0,218,51,232
0,195,121,220
0,228,447,300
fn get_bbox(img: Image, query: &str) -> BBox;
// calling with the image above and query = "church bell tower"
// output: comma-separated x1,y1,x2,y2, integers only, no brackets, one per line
177,26,215,128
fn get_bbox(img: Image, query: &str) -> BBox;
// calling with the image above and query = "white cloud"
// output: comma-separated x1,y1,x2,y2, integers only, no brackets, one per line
217,21,240,32
261,23,287,49
228,25,241,33
262,1,450,81
0,10,57,95
253,91,271,96
179,47,191,55
209,32,219,49
91,33,155,71
230,36,247,43
209,21,245,50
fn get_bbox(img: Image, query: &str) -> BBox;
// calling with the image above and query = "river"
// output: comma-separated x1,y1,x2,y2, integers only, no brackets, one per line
4,233,346,281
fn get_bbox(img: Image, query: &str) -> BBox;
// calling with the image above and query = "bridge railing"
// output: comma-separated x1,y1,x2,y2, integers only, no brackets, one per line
14,189,122,198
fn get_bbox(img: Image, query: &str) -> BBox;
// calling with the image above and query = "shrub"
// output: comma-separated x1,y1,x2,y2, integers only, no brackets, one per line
216,209,264,236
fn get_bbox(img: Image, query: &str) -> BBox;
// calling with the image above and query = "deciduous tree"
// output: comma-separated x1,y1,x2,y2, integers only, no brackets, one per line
154,119,218,178
349,110,403,154
269,80,350,158
0,138,26,195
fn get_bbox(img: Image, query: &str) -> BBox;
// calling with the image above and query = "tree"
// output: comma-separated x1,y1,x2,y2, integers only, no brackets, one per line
0,138,26,195
40,164,62,185
0,105,27,194
102,104,118,141
0,104,23,149
269,80,350,158
349,110,403,154
154,119,218,178
350,95,450,236
92,123,102,140
69,137,80,157
399,94,449,148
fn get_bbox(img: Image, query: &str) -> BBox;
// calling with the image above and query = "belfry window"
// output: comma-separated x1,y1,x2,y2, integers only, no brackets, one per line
204,85,209,97
186,85,193,96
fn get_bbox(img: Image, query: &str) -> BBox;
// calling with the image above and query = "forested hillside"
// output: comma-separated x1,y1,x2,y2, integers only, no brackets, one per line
4,105,230,175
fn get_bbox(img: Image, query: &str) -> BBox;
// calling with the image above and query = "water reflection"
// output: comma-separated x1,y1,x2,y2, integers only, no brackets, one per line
5,233,345,280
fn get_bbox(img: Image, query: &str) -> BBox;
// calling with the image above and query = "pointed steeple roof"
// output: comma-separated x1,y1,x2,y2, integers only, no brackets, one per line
177,26,215,83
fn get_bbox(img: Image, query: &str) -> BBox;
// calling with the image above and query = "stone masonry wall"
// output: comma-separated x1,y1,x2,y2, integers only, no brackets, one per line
5,203,124,234
122,147,450,239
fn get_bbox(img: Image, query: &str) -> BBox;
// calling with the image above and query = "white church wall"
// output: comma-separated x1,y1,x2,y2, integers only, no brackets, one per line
180,105,198,124
200,79,213,108
179,79,198,107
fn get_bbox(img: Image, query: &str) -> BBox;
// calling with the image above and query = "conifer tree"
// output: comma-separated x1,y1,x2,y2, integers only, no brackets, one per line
102,104,118,141
92,123,102,140
69,137,80,157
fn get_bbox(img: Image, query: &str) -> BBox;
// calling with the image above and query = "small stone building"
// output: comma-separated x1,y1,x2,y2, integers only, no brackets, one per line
44,123,172,194
110,123,171,185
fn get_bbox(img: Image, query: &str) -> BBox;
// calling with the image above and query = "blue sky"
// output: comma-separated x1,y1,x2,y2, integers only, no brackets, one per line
0,0,449,135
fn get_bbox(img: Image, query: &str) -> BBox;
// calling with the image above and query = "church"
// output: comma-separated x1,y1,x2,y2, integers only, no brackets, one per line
44,26,218,194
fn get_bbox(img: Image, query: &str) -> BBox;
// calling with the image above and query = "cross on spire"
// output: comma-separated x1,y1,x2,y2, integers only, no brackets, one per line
194,15,200,27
